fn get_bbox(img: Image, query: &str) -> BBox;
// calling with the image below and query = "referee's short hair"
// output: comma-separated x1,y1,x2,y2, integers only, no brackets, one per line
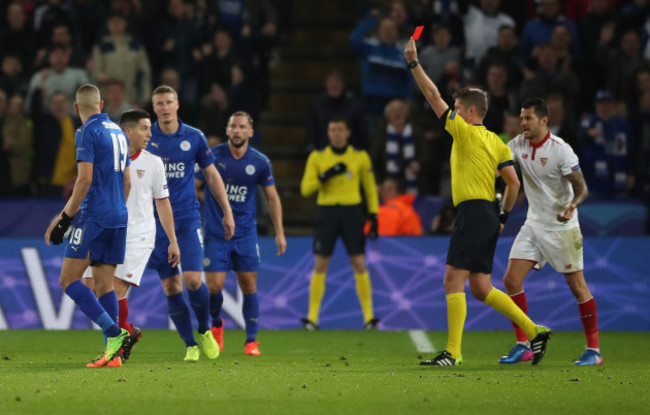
328,116,349,128
521,97,549,120
454,87,488,118
119,109,151,129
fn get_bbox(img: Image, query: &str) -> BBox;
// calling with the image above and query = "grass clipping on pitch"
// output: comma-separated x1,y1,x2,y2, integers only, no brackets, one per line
0,330,648,415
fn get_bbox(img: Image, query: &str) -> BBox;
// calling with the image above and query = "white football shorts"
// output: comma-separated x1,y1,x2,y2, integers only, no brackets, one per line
509,222,583,273
82,247,153,287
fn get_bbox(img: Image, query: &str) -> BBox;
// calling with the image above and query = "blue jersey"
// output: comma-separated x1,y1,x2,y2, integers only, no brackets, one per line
76,113,129,228
196,143,274,238
147,120,215,220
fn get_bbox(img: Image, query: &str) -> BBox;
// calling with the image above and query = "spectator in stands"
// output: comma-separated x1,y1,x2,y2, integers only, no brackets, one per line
25,43,89,115
2,93,33,194
48,23,86,68
0,90,10,195
307,70,366,151
30,87,80,194
551,23,582,74
102,79,130,124
366,178,422,236
519,0,581,59
92,12,152,106
227,64,261,136
0,3,36,73
482,62,519,134
463,0,515,78
519,43,580,123
387,0,414,42
498,112,521,144
473,25,524,90
33,0,77,50
159,67,199,125
546,93,578,151
199,82,230,140
0,55,29,98
410,0,466,47
605,29,649,103
198,28,241,92
579,90,635,198
629,89,650,200
349,13,413,139
419,24,461,85
371,99,421,195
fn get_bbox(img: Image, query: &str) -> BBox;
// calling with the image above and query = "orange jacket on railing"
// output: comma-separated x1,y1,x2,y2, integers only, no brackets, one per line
365,194,423,236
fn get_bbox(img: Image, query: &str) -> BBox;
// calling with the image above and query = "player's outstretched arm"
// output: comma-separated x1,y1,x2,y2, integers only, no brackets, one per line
498,164,520,232
558,169,589,222
202,163,235,239
404,37,449,119
45,161,93,246
154,197,180,267
262,184,287,256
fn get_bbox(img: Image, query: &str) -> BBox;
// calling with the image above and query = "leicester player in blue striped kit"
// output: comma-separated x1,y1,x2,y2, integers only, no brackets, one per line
196,111,286,355
44,84,130,367
146,85,235,362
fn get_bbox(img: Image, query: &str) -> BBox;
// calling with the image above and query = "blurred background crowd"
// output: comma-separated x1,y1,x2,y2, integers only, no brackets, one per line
1,0,649,234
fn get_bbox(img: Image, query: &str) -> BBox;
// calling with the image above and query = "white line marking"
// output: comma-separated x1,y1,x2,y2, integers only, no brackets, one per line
409,330,436,353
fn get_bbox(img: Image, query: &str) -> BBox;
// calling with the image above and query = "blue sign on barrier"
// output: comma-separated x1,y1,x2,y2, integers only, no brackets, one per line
0,237,648,331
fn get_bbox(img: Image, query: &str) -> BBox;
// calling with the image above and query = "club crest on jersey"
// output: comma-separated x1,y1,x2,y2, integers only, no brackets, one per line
137,169,145,178
246,164,256,175
180,140,191,151
540,158,548,167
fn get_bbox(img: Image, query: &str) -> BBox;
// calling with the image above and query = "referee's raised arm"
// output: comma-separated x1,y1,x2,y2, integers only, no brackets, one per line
404,37,449,118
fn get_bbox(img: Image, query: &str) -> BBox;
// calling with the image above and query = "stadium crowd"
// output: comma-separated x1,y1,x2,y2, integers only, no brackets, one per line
0,0,649,231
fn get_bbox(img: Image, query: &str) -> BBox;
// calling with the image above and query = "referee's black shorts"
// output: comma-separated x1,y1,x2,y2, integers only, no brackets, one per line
313,205,366,257
446,199,500,274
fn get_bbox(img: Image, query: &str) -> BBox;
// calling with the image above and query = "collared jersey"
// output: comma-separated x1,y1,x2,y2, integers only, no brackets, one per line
146,120,215,220
76,113,129,227
508,131,580,230
126,149,169,247
300,145,379,214
444,109,513,206
196,143,274,238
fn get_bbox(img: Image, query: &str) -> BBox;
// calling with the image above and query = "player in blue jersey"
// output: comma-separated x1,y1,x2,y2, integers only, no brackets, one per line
44,84,130,367
196,111,286,355
146,85,235,362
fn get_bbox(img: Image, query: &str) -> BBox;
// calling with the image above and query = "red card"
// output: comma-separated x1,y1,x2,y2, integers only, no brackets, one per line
412,26,424,40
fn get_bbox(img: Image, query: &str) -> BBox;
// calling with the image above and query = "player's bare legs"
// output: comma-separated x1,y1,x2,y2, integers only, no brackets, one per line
59,257,92,290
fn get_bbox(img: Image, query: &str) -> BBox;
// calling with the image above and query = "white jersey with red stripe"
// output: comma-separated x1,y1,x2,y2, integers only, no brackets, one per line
507,131,581,231
126,149,169,248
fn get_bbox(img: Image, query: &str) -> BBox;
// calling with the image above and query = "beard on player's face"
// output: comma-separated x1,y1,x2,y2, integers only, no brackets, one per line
229,136,247,148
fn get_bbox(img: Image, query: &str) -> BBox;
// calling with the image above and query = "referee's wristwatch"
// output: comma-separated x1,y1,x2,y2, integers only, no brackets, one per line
407,60,419,69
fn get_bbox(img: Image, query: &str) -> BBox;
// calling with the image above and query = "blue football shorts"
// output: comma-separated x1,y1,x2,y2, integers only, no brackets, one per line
64,221,127,265
203,230,260,273
148,216,204,279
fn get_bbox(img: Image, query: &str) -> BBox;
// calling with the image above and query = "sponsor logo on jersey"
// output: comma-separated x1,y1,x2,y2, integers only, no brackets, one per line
150,142,159,149
137,169,145,178
245,164,256,175
225,183,248,202
180,140,191,151
218,162,226,170
540,158,548,167
165,162,186,178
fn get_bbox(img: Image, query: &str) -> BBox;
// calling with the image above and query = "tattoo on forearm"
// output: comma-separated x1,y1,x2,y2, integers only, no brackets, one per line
567,170,588,206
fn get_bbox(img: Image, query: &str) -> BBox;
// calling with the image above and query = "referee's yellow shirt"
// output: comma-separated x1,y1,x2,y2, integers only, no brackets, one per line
444,109,514,206
300,145,379,214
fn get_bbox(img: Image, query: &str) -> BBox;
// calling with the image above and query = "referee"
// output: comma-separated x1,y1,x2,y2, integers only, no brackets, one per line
300,117,380,330
404,37,552,366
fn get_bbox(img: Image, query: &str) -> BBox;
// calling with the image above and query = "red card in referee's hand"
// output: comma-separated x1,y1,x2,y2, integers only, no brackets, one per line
412,26,424,40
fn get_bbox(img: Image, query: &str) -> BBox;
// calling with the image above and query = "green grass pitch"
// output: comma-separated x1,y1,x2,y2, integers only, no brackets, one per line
1,330,648,415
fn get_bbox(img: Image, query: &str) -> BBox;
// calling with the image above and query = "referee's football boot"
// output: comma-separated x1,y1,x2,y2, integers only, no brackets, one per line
121,326,142,361
574,349,603,366
300,318,320,331
498,343,533,364
420,350,463,366
364,318,380,330
197,330,220,359
530,325,552,365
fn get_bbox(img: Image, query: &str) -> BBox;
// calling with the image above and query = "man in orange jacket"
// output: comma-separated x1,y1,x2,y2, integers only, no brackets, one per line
367,178,423,236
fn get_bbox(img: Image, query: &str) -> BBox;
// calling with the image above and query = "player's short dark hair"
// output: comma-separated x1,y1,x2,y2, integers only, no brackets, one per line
521,97,549,120
119,109,151,129
454,87,488,118
229,110,254,128
49,42,70,54
328,116,349,128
